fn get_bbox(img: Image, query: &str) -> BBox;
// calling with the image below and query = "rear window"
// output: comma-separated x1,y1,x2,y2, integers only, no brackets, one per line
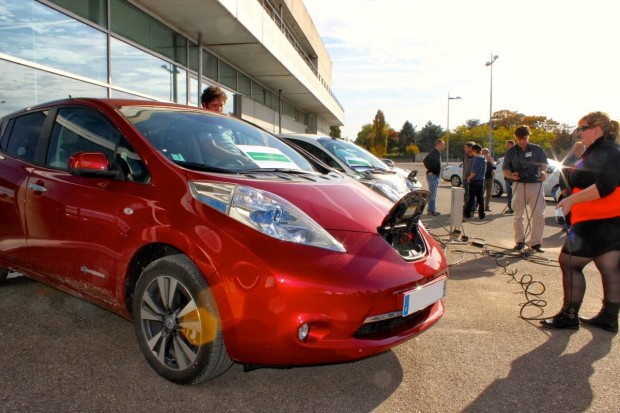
4,111,47,163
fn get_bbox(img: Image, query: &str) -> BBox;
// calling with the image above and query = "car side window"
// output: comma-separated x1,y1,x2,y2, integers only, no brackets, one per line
117,135,150,184
5,112,47,163
0,119,8,150
47,108,117,169
290,140,343,171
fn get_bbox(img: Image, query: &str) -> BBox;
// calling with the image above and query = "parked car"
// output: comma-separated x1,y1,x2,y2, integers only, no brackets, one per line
0,98,448,384
441,158,563,201
442,162,465,187
279,134,422,202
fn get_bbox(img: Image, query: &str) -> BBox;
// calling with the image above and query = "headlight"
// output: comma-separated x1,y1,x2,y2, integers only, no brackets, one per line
368,180,402,202
189,181,345,252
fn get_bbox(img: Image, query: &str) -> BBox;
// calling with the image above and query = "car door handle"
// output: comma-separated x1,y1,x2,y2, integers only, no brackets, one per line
28,182,47,192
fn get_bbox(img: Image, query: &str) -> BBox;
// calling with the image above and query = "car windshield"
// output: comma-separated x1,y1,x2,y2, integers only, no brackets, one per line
118,106,315,172
317,138,390,171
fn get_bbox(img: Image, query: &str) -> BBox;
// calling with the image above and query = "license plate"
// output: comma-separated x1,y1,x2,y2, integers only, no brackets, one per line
402,276,447,317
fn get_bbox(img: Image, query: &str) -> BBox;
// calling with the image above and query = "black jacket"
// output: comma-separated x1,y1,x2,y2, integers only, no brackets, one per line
423,148,441,175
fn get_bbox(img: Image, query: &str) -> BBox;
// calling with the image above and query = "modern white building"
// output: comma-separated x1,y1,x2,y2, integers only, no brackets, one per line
0,0,344,135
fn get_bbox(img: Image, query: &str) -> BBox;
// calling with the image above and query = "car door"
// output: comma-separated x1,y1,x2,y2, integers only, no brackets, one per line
0,111,47,267
24,106,144,299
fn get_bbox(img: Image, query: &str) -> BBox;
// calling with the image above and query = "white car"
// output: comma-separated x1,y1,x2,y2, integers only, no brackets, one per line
279,134,421,202
441,158,563,202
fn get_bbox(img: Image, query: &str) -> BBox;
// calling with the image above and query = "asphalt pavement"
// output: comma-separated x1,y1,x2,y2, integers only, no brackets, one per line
1,163,618,413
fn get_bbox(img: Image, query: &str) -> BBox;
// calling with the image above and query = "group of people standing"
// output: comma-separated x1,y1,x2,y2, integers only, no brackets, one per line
421,113,620,334
423,139,497,220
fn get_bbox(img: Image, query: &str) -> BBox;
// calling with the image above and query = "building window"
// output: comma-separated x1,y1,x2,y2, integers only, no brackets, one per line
203,50,218,80
188,41,199,72
48,0,108,28
219,60,237,90
110,0,187,65
238,74,251,96
0,59,107,117
282,100,297,120
0,0,108,83
110,38,187,103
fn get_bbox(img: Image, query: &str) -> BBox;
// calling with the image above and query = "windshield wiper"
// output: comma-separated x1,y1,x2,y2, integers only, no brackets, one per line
241,168,315,174
175,161,235,174
352,166,394,174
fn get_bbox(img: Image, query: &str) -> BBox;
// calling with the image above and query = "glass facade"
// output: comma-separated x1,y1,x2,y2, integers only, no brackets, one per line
0,0,108,82
109,0,186,65
110,38,187,102
48,0,107,27
0,59,107,115
0,0,306,126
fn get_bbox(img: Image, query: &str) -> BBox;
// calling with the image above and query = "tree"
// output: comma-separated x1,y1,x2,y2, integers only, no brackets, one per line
329,126,341,138
371,110,388,157
493,110,526,130
465,119,482,129
355,124,373,150
417,121,443,152
386,128,399,155
406,144,420,160
550,124,578,161
399,121,416,155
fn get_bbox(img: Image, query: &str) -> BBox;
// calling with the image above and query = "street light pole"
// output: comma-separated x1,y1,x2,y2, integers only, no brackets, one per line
485,54,499,156
446,94,462,166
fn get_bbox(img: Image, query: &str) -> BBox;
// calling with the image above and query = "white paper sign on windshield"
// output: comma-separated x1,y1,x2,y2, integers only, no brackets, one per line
345,156,371,167
237,145,302,169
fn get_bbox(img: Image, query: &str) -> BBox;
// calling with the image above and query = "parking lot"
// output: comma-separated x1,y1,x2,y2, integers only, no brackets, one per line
1,165,618,413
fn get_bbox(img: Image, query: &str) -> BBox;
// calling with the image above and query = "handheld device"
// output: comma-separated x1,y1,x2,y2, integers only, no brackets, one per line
555,207,565,225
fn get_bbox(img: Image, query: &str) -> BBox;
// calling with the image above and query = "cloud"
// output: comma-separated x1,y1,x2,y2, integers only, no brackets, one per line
305,0,620,140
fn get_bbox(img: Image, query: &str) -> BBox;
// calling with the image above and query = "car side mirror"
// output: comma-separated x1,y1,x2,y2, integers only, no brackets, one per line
68,152,118,179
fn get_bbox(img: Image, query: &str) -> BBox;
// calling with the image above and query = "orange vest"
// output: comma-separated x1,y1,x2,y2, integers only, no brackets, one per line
571,186,620,224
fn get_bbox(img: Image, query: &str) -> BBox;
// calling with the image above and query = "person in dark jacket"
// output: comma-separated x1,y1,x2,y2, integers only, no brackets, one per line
502,125,548,252
423,139,445,216
464,144,486,219
482,147,496,211
504,140,515,214
541,111,620,332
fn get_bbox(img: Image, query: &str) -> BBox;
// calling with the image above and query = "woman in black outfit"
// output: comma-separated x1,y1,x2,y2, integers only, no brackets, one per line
541,111,620,332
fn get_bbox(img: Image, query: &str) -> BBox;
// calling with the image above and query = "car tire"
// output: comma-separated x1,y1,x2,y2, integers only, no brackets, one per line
491,179,504,197
133,254,232,384
0,268,8,283
450,175,462,187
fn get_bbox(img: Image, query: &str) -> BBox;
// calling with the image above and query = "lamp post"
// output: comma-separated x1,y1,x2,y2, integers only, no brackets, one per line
446,94,462,165
485,54,499,156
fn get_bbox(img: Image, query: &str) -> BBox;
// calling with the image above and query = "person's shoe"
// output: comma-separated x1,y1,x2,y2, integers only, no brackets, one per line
479,212,486,220
463,213,472,219
579,301,619,332
429,211,441,216
531,244,545,253
540,301,581,330
513,242,525,251
505,208,514,214
484,207,492,212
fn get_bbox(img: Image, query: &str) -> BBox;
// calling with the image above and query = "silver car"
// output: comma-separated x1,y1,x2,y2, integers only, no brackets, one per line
441,158,563,201
279,134,421,202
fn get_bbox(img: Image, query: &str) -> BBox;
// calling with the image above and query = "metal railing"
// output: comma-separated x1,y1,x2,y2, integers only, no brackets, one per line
258,0,343,111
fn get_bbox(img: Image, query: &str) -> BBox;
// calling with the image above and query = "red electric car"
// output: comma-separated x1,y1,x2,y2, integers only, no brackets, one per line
0,98,447,384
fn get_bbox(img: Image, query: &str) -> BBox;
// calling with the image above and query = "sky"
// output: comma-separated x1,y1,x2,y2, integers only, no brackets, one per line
304,0,620,140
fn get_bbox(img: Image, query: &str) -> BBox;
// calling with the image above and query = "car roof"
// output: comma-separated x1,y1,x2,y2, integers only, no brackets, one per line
279,133,339,142
9,98,237,118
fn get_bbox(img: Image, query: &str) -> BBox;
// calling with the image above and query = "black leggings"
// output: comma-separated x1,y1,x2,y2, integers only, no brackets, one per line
559,250,620,304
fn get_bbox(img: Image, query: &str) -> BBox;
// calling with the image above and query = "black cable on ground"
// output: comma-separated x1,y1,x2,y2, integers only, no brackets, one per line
446,240,562,322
